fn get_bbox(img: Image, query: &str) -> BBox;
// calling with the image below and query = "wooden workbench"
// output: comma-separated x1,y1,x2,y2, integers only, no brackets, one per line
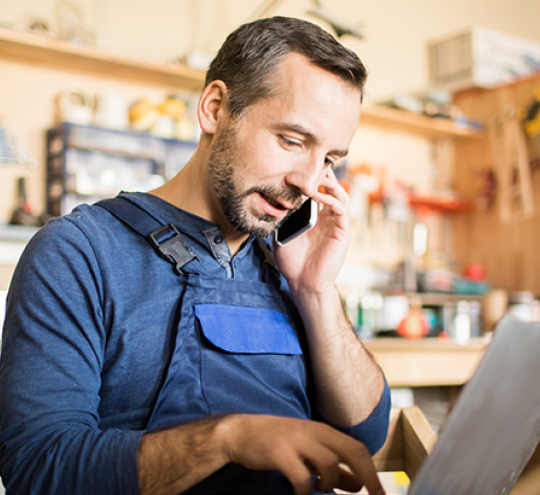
364,337,488,387
338,407,540,495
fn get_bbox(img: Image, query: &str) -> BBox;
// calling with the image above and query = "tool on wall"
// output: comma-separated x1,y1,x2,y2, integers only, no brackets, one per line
524,88,540,156
489,104,535,223
9,177,43,227
475,169,498,210
246,0,365,40
306,0,365,40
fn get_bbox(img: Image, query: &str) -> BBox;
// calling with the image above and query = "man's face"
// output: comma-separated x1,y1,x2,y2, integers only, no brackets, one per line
207,123,305,238
206,53,362,239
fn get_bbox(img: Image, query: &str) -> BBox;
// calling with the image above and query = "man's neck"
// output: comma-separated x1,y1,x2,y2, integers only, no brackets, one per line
150,152,250,256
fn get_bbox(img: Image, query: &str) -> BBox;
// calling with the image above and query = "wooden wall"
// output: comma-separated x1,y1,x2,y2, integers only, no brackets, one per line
452,74,540,293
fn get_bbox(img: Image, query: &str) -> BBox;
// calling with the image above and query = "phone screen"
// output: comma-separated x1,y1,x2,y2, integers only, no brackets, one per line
275,198,317,246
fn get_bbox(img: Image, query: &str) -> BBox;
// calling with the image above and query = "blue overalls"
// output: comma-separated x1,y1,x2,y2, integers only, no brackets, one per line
99,197,313,494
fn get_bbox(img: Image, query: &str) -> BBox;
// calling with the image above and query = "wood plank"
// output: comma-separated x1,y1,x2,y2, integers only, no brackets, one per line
365,337,487,352
402,407,437,480
339,407,436,494
364,338,487,387
0,27,206,90
453,73,540,293
372,408,405,473
372,407,436,479
360,104,484,139
0,27,490,138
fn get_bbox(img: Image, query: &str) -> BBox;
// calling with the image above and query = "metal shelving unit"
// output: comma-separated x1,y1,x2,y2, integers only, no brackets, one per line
46,123,197,217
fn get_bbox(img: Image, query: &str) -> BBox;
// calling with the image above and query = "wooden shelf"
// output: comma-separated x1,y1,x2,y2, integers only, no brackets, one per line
368,191,474,214
0,26,486,136
0,27,206,91
364,337,488,387
409,195,473,212
407,292,484,305
360,104,484,139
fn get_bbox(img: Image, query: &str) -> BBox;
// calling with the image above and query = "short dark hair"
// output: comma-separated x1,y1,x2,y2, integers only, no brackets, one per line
205,16,368,118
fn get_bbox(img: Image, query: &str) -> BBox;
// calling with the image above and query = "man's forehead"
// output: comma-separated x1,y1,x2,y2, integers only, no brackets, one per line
274,52,361,95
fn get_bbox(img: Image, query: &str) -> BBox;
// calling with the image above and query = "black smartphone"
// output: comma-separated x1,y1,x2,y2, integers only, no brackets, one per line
274,198,318,246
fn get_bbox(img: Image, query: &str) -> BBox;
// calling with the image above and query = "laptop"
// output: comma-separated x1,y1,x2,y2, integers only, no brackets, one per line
408,315,540,494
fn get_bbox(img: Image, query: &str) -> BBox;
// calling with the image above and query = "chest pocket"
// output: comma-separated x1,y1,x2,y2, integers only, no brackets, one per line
194,304,309,418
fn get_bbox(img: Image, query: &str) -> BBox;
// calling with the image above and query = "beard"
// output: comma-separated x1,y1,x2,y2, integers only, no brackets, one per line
207,125,304,238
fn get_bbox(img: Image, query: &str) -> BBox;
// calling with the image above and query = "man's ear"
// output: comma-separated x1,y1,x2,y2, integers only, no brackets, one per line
198,80,229,135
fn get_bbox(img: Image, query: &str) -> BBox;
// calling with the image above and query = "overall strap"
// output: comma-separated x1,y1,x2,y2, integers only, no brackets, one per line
254,238,283,287
255,239,278,272
96,197,199,275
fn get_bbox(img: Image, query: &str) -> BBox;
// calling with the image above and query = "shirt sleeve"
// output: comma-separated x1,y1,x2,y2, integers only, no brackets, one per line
0,216,143,495
330,379,391,456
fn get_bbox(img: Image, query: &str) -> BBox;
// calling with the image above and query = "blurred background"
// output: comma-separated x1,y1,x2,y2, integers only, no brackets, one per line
2,2,540,491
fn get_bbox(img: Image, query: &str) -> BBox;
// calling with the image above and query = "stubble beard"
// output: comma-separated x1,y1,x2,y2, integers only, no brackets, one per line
207,126,304,239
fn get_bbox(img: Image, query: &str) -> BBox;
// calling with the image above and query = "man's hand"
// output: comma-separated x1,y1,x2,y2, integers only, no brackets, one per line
274,168,350,298
224,414,385,495
138,414,385,495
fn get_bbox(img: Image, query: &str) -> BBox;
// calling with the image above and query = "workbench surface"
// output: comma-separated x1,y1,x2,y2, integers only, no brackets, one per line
364,337,488,387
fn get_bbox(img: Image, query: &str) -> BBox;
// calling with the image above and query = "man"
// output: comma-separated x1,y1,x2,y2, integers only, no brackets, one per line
0,16,390,495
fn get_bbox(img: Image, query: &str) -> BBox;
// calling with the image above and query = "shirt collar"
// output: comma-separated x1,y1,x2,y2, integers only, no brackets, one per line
120,192,258,261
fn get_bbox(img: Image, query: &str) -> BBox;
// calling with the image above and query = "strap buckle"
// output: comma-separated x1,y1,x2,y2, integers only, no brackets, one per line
148,224,199,275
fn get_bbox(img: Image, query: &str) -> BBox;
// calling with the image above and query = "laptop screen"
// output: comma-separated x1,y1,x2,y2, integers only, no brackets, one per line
409,316,540,495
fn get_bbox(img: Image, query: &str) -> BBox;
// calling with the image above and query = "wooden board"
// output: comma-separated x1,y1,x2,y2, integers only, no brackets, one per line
364,338,486,387
0,26,205,90
371,406,437,479
360,105,484,139
453,74,540,293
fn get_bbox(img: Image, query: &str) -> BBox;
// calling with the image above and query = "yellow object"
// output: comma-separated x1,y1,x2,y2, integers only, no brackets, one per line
524,88,540,137
129,99,160,131
158,97,186,119
129,96,190,136
393,470,410,486
129,99,155,122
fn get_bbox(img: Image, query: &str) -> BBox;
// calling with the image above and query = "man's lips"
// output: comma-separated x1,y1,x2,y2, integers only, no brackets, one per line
257,192,292,217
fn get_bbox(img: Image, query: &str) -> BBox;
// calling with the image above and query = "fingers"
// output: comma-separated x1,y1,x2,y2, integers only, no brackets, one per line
335,464,364,493
277,453,316,495
338,446,385,495
303,443,341,492
281,443,354,495
286,423,384,495
313,426,384,495
312,169,350,217
223,415,385,495
321,168,349,203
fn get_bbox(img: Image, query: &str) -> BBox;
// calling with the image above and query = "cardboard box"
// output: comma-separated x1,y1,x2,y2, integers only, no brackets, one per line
428,27,540,92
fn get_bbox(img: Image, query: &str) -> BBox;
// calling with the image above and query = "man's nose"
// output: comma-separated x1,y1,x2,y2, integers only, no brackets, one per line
285,157,324,199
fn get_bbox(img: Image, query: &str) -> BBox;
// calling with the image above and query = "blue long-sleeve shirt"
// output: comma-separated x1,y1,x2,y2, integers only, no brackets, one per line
0,192,390,494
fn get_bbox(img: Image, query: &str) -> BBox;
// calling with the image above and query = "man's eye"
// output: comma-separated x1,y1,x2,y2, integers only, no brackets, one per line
281,136,301,147
325,158,336,169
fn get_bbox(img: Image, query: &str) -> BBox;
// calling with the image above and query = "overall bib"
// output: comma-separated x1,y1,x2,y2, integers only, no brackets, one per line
98,198,314,495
